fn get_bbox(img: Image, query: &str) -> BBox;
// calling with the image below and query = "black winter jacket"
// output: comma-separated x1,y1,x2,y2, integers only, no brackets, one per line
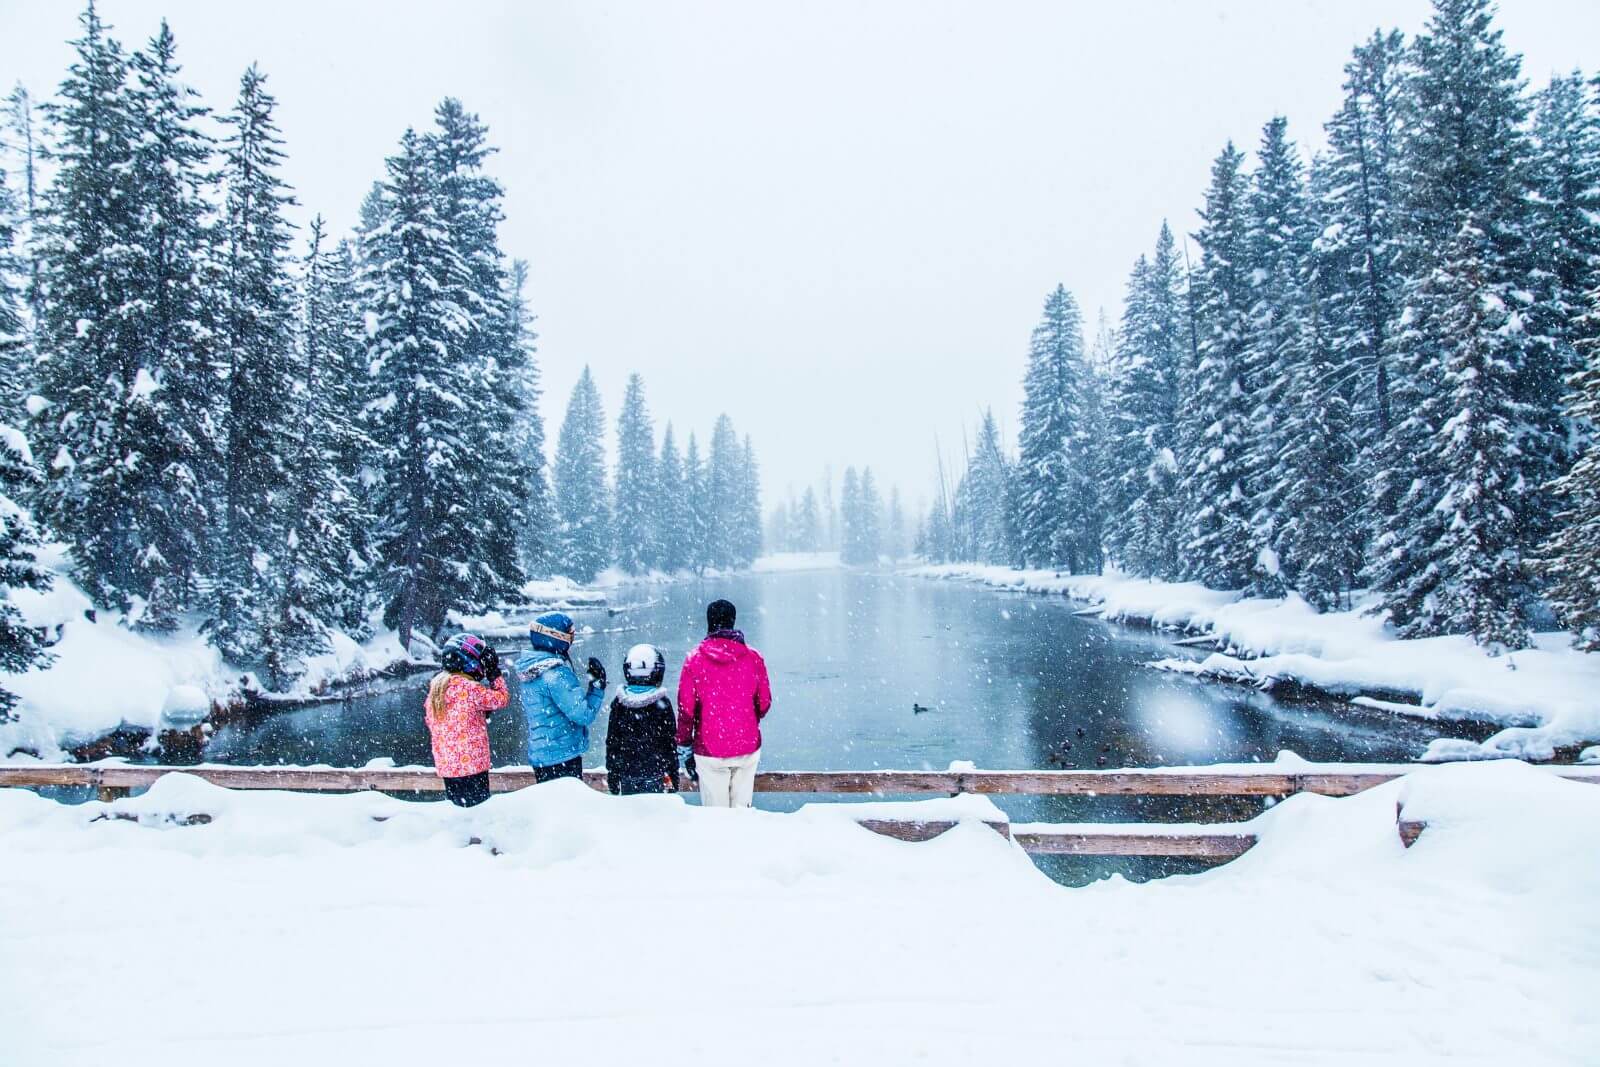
605,690,680,794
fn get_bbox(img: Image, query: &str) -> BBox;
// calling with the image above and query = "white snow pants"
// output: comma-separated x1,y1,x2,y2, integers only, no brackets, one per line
695,749,761,808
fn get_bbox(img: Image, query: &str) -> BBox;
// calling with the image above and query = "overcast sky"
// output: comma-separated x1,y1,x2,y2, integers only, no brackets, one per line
3,1,1597,512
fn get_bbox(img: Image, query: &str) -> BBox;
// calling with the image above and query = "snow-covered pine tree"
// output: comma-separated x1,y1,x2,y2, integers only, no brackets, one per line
428,99,527,608
506,259,554,578
4,84,44,324
794,487,820,552
34,6,207,627
766,501,791,555
1527,73,1600,438
259,217,374,687
1240,116,1312,597
654,423,689,573
1274,160,1363,610
1015,284,1087,571
360,127,480,647
0,418,51,718
1371,0,1545,646
1540,275,1600,648
735,434,763,566
886,486,905,562
0,158,24,420
706,415,742,569
1182,143,1260,589
858,467,882,564
1104,224,1185,579
613,372,658,574
682,432,711,573
839,467,863,564
552,367,610,583
969,410,1016,566
1323,30,1406,452
210,64,298,663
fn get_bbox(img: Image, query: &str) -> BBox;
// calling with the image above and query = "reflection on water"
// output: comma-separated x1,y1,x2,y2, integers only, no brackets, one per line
197,569,1476,883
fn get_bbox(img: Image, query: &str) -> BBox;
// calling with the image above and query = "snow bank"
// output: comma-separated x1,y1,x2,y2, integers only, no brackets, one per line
0,552,417,760
907,564,1600,760
1,761,1593,1065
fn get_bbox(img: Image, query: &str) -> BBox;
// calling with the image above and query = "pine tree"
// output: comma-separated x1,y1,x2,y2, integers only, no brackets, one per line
0,420,51,718
858,467,882,563
1104,224,1185,579
1323,30,1406,449
210,64,297,662
34,6,207,626
259,217,374,686
506,259,554,578
1540,277,1600,648
360,127,480,646
1275,161,1363,610
968,410,1016,566
0,159,24,419
429,99,526,607
1182,143,1260,589
1015,284,1086,570
4,84,43,334
682,432,711,573
706,415,742,568
655,424,689,573
613,372,658,574
794,487,820,552
1372,0,1545,646
1240,116,1312,597
552,367,610,583
840,467,863,564
1527,73,1600,428
735,434,763,565
886,486,906,562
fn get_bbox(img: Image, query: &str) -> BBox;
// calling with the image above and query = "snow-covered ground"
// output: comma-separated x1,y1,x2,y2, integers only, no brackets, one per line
750,549,842,573
907,563,1600,762
0,759,1592,1065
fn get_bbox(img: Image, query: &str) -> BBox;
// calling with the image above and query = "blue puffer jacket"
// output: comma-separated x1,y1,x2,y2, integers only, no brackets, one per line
516,651,604,768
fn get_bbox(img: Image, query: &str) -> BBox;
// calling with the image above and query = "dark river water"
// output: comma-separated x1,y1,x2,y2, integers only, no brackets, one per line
192,568,1477,882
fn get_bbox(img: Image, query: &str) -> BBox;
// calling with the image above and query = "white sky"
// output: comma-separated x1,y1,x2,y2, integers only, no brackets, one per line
3,1,1597,512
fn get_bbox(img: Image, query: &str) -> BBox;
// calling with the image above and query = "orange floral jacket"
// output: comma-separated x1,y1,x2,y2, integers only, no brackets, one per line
424,672,508,778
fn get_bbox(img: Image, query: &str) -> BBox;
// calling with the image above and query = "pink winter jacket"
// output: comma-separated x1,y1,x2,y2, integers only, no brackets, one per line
676,632,772,759
424,672,509,778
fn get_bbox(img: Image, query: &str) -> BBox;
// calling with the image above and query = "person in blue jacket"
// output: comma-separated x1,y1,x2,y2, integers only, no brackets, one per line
515,612,606,782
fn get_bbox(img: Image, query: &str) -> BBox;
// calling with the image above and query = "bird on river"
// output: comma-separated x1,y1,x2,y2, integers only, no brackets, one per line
912,703,931,715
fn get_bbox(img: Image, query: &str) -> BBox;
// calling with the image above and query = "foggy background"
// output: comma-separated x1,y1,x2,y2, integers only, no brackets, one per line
3,0,1597,510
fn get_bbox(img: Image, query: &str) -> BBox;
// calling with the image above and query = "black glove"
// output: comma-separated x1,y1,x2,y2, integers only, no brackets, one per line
481,647,501,683
683,751,698,786
586,656,607,689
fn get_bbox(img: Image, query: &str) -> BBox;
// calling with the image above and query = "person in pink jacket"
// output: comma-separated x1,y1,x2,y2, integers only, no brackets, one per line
676,599,772,808
424,633,509,807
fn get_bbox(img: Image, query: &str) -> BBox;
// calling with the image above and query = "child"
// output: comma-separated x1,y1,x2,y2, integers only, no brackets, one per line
605,643,680,796
424,633,508,807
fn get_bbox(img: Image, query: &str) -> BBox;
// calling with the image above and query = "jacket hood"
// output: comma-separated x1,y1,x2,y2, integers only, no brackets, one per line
613,684,666,708
698,633,750,665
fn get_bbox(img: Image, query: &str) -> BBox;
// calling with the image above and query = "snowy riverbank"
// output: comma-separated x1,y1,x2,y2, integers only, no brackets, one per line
1,759,1593,1065
906,564,1600,762
1,553,839,760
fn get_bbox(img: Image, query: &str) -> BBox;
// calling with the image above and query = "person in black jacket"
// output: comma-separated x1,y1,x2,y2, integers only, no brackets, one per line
605,644,681,795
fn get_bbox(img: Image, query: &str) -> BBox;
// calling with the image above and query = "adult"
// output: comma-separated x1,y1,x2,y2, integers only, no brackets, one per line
515,612,606,782
676,599,772,808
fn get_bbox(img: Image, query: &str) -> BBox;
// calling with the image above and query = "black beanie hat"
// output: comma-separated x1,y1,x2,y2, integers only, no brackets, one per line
707,599,737,632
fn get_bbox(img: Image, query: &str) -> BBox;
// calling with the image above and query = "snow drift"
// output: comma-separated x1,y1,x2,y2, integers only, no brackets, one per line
0,761,1594,1065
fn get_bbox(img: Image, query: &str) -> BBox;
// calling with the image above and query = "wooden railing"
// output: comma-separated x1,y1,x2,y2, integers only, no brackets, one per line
4,762,1596,858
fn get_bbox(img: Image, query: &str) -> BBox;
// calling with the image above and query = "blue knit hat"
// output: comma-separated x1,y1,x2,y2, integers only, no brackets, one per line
528,612,576,656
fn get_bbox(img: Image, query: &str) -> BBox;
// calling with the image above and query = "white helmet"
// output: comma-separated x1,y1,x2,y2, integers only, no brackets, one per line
623,643,666,688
